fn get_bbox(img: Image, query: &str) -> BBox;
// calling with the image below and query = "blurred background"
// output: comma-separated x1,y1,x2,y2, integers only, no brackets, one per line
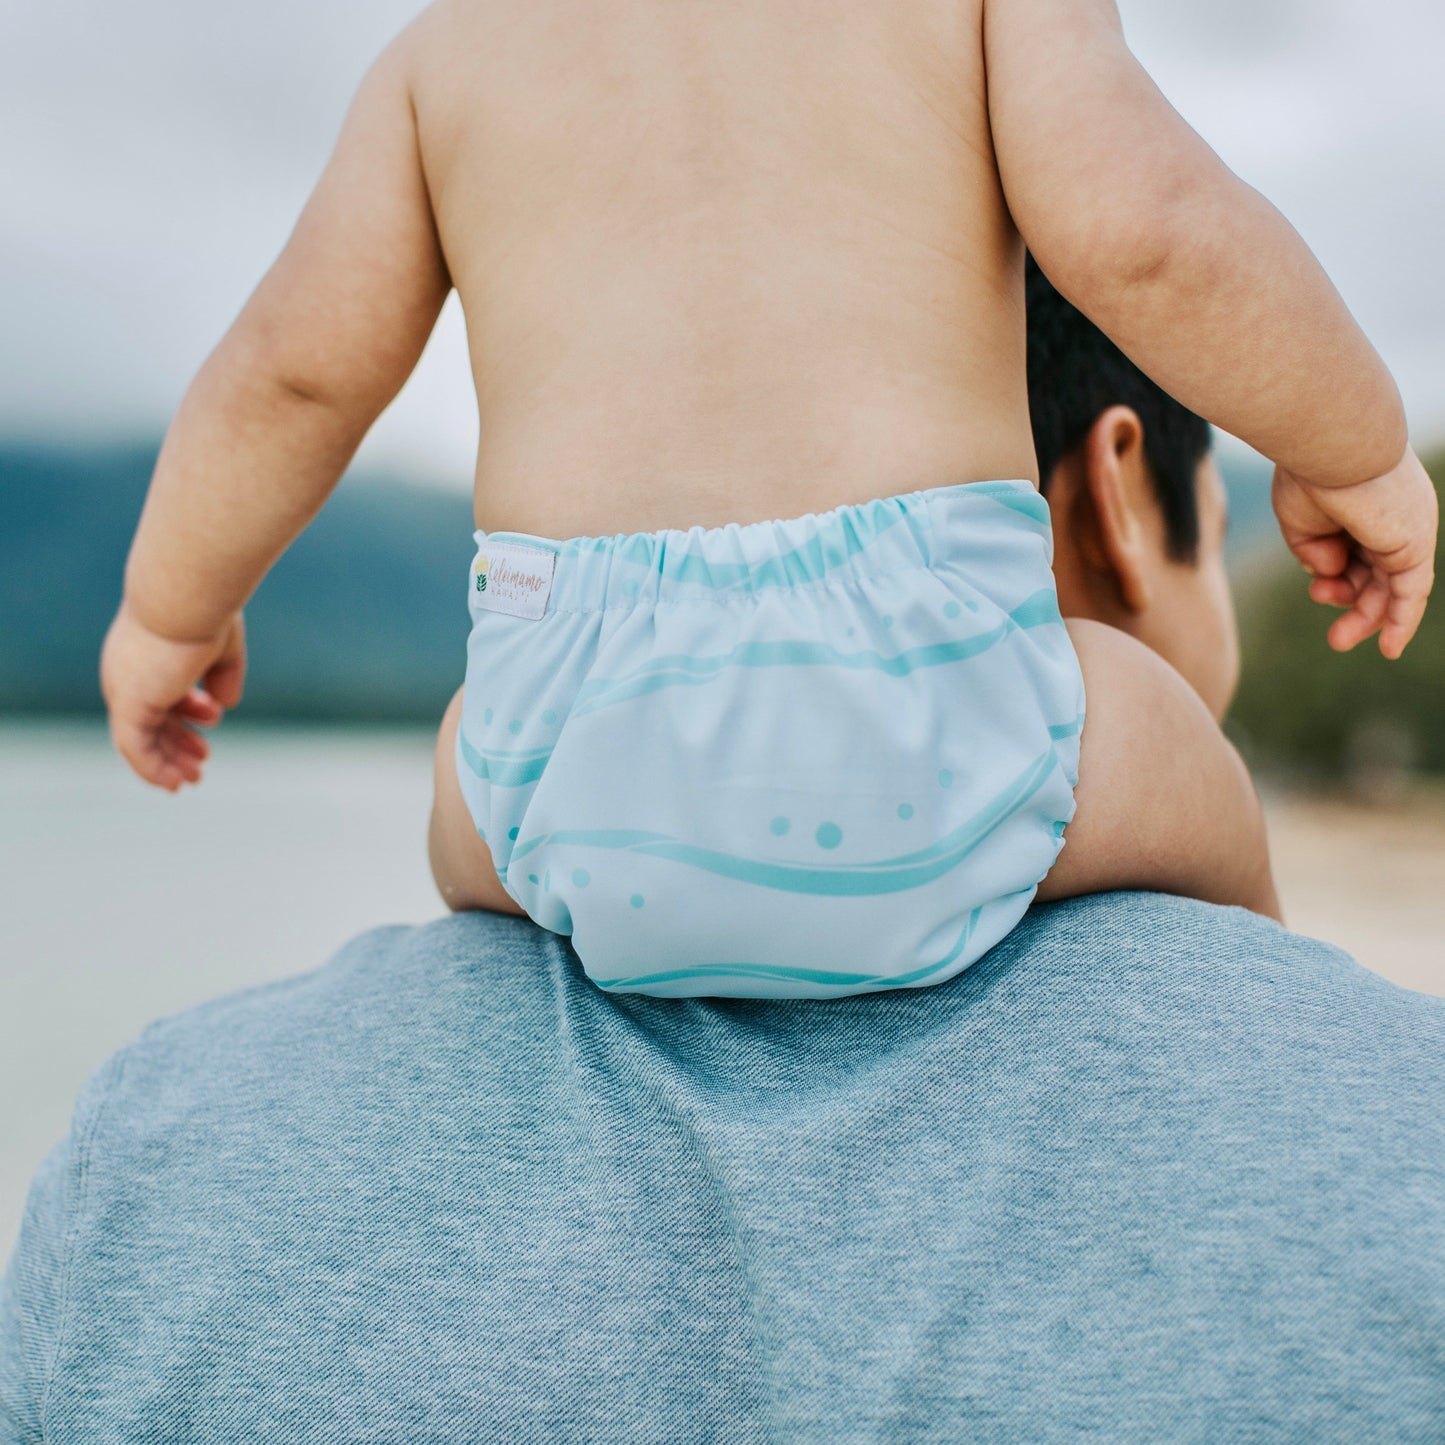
2,0,1443,1254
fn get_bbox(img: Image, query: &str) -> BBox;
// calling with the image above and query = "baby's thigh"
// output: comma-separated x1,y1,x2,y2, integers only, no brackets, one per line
428,685,527,916
1037,619,1277,917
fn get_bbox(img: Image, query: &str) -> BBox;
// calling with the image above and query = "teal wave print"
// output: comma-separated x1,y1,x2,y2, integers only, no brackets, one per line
457,727,553,788
568,590,1061,721
1048,710,1085,741
461,635,1075,796
594,904,988,992
569,623,1002,719
508,750,1057,898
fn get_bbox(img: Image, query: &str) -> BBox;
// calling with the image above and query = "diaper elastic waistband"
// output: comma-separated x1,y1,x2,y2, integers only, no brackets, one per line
470,478,1049,616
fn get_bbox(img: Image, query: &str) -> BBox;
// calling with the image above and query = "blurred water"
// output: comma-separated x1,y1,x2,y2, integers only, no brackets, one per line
0,719,445,1258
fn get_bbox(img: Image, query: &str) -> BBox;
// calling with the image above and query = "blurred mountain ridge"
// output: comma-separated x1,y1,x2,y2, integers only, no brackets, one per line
1,439,473,721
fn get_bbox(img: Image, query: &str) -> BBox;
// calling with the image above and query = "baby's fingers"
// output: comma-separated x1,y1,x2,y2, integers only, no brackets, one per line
176,687,225,725
1326,573,1388,653
1289,531,1353,580
170,718,211,762
148,718,207,791
1379,556,1435,660
110,720,177,791
160,717,209,783
1309,558,1369,608
111,712,208,791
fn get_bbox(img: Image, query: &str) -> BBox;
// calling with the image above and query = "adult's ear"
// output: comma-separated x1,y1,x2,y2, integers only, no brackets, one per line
1080,404,1154,614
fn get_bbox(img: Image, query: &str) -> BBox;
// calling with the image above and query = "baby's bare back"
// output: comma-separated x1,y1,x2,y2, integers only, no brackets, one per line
119,0,1425,664
407,0,1029,537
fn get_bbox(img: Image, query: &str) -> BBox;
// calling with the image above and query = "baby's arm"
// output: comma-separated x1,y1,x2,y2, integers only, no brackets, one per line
1037,621,1282,922
104,25,450,788
984,0,1435,658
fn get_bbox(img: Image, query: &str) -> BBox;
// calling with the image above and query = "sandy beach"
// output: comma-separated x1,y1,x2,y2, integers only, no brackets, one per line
1260,785,1445,998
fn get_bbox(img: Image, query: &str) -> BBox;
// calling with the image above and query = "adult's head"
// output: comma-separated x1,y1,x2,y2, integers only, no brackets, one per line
1026,253,1237,720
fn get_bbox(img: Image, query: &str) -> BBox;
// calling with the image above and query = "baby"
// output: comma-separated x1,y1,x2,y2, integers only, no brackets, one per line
101,0,1437,997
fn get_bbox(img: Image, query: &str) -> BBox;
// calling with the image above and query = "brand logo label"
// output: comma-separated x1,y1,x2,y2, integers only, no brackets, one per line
472,542,556,620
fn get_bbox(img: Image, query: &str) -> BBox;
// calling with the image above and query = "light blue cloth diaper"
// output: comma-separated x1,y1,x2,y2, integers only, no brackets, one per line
455,478,1085,998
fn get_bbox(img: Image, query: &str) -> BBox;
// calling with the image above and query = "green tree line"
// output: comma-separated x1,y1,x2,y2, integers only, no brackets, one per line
1231,449,1445,780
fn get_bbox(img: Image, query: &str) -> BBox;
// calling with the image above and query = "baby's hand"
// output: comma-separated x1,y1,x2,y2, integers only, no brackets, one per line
99,602,246,791
1272,445,1438,658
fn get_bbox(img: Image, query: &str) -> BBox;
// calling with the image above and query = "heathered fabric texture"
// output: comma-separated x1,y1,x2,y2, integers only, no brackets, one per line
3,893,1444,1441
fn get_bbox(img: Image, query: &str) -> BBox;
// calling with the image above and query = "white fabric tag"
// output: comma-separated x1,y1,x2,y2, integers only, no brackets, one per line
471,540,556,620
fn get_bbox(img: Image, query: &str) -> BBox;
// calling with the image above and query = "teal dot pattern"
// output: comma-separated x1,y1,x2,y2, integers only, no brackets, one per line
454,479,1084,998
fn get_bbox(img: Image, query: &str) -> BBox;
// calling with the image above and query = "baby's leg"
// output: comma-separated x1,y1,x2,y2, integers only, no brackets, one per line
428,685,528,916
1037,619,1283,922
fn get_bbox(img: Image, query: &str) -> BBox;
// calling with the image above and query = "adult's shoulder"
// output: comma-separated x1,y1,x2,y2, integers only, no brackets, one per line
7,895,1443,1439
96,911,564,1102
986,890,1445,1059
54,890,1445,1131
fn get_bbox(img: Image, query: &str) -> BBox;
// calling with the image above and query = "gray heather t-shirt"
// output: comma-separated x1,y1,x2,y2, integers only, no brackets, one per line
3,892,1444,1441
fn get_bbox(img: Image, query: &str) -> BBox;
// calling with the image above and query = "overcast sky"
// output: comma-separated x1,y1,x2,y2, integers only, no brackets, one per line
2,0,1442,486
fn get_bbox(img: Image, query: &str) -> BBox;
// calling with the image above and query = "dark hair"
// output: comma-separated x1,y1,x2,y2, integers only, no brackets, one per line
1025,251,1210,563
